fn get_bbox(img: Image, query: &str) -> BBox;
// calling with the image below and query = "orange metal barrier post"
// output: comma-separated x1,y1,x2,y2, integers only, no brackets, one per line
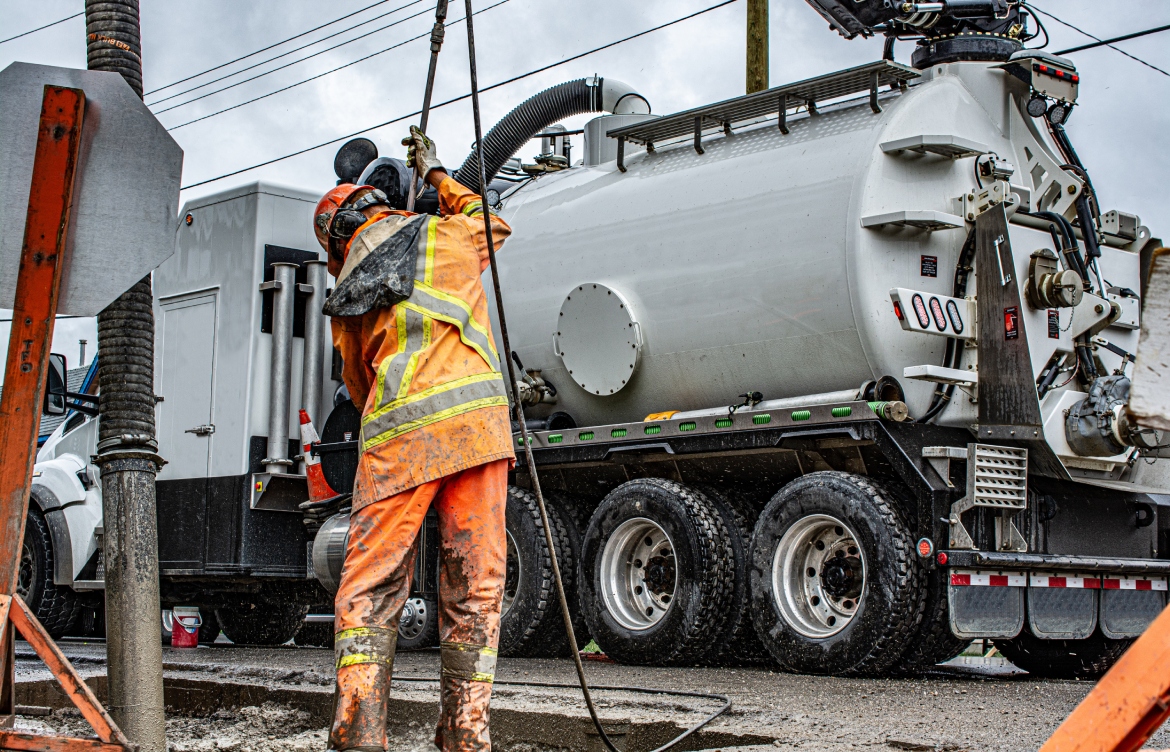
0,85,133,752
1041,603,1170,752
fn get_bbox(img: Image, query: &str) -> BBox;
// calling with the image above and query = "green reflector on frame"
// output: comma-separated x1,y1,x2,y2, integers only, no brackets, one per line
611,428,628,438
792,410,811,421
644,425,661,435
753,414,771,425
679,421,697,432
715,418,733,428
831,406,853,418
579,431,594,441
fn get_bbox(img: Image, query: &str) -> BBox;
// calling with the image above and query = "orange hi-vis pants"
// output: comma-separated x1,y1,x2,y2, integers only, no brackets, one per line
331,459,508,752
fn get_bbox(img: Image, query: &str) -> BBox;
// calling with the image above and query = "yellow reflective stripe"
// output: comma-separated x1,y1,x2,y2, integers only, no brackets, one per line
412,281,498,357
424,216,438,286
337,653,394,668
363,396,509,452
336,626,384,640
399,300,497,371
400,315,432,400
375,306,413,409
462,201,484,216
365,371,502,424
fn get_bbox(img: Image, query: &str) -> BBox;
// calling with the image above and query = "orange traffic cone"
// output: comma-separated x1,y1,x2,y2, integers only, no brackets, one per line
299,409,338,502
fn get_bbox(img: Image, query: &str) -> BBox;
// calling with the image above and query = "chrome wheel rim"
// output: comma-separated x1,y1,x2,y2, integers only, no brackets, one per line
399,597,429,640
502,529,520,617
600,517,676,630
772,514,865,638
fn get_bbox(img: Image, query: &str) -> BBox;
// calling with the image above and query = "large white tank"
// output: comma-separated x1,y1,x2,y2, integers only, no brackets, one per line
494,61,1135,432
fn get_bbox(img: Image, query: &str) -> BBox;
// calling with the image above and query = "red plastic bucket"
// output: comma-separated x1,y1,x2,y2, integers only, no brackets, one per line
170,606,202,648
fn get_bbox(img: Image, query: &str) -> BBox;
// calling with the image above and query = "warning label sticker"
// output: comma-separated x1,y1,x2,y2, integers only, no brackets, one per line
1048,309,1060,339
920,255,938,278
1004,306,1020,340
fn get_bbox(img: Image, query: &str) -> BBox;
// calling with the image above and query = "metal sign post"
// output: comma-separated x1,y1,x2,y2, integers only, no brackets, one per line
0,84,133,752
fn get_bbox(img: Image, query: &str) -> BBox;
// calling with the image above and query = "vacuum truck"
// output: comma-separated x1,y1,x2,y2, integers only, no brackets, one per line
25,0,1168,677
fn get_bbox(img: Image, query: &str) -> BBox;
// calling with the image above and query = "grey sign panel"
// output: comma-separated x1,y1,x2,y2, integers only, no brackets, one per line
0,62,184,316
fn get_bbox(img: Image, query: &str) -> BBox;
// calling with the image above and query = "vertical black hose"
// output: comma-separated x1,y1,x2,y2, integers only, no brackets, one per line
87,0,157,457
86,2,166,749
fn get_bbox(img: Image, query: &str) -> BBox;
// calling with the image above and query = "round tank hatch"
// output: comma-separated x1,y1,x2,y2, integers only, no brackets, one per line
555,283,641,396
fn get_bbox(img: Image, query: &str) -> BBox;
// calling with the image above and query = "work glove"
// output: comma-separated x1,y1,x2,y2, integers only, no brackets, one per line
402,126,444,181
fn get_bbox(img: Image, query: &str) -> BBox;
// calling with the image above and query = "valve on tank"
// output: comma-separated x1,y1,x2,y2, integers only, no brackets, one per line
1065,376,1163,457
1025,248,1082,310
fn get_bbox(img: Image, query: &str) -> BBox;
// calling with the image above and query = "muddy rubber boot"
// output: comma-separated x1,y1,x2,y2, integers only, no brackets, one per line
331,638,395,752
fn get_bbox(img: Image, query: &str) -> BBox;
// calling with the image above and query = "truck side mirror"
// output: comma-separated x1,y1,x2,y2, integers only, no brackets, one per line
43,353,67,416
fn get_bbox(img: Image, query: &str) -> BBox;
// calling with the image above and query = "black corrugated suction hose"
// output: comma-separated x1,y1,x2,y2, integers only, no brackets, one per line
85,0,144,97
453,78,600,192
87,0,157,453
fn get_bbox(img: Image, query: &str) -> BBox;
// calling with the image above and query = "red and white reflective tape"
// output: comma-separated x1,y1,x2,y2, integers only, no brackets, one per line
950,570,1026,587
1100,576,1168,592
1029,574,1101,589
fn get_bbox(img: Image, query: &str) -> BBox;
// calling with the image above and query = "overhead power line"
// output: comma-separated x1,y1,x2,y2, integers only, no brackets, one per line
180,0,741,190
0,11,83,45
1057,23,1170,56
1029,5,1170,78
148,0,428,107
166,0,509,129
145,0,405,95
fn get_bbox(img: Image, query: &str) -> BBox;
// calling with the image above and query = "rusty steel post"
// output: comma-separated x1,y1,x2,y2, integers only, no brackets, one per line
746,0,769,93
84,1,166,749
0,84,86,724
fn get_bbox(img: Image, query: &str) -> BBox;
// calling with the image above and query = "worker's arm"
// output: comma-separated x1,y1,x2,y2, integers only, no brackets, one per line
330,316,374,409
434,174,512,270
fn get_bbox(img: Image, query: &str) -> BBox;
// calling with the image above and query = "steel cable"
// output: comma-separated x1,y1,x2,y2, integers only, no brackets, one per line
0,11,83,45
145,0,410,96
178,0,740,189
462,3,730,751
149,0,431,110
164,0,509,129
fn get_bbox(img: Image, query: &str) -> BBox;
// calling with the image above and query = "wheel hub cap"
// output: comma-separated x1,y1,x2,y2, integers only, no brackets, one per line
599,517,677,630
772,514,866,638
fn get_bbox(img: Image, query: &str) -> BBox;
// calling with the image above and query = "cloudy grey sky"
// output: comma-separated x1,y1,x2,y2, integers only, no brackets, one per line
1,0,1168,381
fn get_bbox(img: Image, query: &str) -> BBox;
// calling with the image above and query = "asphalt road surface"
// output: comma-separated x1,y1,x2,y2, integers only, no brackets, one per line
14,640,1170,752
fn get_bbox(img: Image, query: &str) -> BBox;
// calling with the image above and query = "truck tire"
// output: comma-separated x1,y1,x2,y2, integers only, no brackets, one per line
579,479,735,666
750,472,923,676
397,597,439,651
994,629,1133,680
696,486,770,666
294,607,332,648
896,568,971,673
18,508,80,638
516,493,590,658
498,486,557,656
216,603,308,646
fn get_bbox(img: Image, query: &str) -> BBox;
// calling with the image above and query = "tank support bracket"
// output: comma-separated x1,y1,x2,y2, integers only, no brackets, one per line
693,116,704,154
869,71,882,114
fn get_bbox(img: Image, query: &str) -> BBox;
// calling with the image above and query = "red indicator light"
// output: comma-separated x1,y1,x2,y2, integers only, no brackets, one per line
1071,75,1079,83
912,294,931,329
893,300,904,320
917,538,933,558
1038,64,1049,73
937,552,948,565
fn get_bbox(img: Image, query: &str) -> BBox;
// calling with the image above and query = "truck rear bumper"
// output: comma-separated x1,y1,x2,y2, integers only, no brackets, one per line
941,550,1170,576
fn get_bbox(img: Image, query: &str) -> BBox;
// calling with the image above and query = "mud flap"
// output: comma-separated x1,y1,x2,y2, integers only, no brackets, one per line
1099,576,1168,638
948,570,1025,639
1027,574,1098,639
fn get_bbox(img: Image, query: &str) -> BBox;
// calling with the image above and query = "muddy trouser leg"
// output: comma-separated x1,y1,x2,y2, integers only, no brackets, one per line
331,483,437,751
432,460,509,752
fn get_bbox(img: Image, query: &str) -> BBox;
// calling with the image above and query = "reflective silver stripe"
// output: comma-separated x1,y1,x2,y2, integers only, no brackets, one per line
406,283,501,372
373,307,426,410
361,372,508,450
440,641,497,682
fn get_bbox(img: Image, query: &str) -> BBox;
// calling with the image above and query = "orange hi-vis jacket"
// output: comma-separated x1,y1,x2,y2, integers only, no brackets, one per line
330,176,514,509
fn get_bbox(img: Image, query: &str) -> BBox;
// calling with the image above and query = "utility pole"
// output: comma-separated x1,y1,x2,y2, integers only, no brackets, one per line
747,0,769,93
83,1,166,750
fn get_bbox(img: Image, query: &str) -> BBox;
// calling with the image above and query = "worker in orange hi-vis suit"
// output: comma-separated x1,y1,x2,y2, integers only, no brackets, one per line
312,126,514,752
